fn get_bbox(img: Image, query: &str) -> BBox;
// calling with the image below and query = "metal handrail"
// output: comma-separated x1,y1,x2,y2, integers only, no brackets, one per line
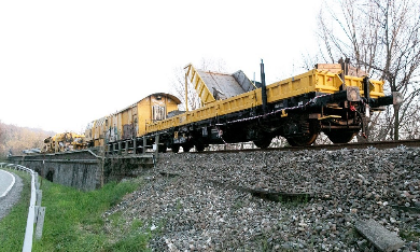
0,163,38,252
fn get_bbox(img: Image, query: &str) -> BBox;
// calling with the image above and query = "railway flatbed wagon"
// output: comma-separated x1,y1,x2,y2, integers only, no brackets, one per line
146,61,398,152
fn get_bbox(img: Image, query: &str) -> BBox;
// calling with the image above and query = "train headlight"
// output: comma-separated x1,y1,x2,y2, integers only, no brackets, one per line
347,87,361,102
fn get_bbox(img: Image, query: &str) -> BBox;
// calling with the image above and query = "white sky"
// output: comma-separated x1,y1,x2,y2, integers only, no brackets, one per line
0,0,323,133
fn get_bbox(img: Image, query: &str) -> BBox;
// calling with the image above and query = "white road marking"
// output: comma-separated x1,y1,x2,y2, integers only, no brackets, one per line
0,169,16,198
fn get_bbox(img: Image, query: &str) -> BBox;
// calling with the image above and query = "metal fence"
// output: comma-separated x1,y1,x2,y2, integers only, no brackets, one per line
0,163,45,252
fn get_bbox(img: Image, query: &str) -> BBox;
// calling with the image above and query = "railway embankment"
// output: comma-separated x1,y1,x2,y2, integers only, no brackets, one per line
105,146,420,251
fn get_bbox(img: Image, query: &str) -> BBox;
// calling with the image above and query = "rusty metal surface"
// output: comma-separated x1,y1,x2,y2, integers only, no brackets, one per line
123,124,135,139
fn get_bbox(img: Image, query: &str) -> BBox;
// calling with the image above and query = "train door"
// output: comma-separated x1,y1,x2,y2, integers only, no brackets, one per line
152,105,166,122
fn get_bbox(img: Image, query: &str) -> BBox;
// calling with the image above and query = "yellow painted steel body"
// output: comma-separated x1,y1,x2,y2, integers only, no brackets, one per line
146,68,385,133
267,69,384,103
185,64,216,104
42,132,86,153
50,132,85,142
86,93,181,147
146,89,262,132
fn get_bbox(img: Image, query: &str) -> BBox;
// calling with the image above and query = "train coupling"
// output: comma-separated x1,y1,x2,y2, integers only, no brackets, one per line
368,92,403,109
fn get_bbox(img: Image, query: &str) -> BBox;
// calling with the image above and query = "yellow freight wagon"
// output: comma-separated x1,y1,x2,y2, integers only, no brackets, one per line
85,93,181,151
146,64,386,133
145,61,396,151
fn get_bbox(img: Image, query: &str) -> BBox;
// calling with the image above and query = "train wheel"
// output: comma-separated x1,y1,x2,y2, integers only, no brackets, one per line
195,143,205,152
253,137,272,149
171,145,180,153
286,120,320,146
286,132,318,146
325,130,356,144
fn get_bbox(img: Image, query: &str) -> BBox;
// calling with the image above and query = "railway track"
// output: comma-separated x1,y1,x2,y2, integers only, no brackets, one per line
158,138,420,202
182,139,420,154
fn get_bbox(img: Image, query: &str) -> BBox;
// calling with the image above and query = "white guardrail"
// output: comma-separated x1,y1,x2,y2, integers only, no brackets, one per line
0,163,45,252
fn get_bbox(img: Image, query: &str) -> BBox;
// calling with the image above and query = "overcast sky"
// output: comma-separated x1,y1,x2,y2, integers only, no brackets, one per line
0,0,323,133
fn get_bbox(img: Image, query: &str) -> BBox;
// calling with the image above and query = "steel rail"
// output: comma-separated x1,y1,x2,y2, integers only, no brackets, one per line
176,139,420,154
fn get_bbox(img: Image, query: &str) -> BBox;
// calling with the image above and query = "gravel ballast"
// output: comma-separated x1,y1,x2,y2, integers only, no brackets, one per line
106,146,420,251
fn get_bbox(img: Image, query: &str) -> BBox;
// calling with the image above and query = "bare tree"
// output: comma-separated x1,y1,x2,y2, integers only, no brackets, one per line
318,0,420,140
171,66,201,111
0,122,52,156
301,52,322,71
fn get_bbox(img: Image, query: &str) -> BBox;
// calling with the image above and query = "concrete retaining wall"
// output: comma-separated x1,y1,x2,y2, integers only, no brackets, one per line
8,151,154,190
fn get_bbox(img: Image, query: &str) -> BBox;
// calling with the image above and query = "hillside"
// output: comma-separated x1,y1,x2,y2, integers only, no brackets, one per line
0,121,55,157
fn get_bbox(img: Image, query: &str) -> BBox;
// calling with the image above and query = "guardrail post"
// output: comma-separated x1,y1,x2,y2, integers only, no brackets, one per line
35,190,42,223
35,207,46,240
35,177,40,190
143,138,147,154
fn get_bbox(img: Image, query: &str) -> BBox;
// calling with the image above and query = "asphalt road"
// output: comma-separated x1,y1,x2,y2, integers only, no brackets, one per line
0,170,23,221
0,169,15,197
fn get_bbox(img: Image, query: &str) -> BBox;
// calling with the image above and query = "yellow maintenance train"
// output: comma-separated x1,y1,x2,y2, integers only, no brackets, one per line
80,60,398,154
42,132,86,153
84,92,181,151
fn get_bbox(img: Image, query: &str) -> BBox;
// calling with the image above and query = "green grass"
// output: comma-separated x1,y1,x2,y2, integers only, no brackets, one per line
0,169,31,252
277,194,310,207
0,170,152,252
399,228,420,241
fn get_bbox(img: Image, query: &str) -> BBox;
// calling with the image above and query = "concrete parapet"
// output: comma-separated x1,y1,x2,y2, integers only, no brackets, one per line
8,151,154,190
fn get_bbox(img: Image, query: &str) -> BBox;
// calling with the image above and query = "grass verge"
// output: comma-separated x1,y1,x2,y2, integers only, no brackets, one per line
0,169,31,252
0,170,150,252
